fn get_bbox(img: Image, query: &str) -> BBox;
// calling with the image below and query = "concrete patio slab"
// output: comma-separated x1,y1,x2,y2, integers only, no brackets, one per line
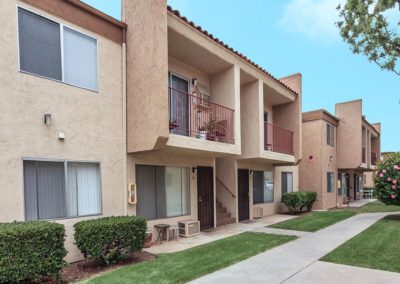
191,212,399,284
144,214,298,254
348,198,377,208
285,261,400,284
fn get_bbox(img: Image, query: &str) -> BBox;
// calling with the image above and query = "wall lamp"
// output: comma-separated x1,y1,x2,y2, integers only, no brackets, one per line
192,167,197,173
43,113,52,125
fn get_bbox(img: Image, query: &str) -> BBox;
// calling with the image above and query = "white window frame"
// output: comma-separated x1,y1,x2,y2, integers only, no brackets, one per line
22,157,103,221
16,5,99,92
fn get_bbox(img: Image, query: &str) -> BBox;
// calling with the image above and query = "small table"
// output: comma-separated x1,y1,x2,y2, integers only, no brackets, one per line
169,225,179,241
154,224,170,243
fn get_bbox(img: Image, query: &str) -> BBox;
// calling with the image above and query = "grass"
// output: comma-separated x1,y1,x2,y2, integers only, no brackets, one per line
83,232,296,284
269,201,400,232
269,210,356,232
321,215,400,273
355,201,400,213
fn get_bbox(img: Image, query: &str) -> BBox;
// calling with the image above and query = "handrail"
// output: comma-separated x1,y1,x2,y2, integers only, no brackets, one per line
169,87,235,112
216,177,236,198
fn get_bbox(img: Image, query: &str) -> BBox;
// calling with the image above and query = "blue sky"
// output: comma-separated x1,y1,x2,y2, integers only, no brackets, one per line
82,0,398,152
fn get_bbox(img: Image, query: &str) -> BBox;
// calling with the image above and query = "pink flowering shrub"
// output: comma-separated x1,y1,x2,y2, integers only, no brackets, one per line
374,152,400,205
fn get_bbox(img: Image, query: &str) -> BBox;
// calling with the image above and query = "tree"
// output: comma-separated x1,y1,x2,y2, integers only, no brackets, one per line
374,152,400,205
336,0,400,75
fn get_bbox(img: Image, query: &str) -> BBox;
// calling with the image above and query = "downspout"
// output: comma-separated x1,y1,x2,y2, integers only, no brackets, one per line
122,28,128,216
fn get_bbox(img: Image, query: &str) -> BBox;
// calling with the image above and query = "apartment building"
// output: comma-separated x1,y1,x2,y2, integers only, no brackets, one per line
300,100,381,209
0,0,302,262
0,0,127,262
123,0,302,230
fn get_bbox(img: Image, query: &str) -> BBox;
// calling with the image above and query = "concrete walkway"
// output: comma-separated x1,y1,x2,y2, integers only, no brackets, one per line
285,261,400,284
191,212,398,284
145,214,298,254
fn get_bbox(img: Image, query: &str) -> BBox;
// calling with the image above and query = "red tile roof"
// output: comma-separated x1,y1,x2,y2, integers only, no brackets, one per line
167,6,298,96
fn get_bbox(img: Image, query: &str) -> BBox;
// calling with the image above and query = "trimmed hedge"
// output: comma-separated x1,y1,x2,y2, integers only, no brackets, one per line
74,216,147,266
0,221,67,283
281,192,317,214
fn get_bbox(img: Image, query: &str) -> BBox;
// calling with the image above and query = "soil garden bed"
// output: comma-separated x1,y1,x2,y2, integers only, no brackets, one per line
33,251,156,284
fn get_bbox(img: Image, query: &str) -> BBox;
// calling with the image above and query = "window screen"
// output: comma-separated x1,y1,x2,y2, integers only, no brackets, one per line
18,8,62,80
63,27,98,90
136,165,191,220
253,171,274,204
327,172,334,193
18,7,98,91
24,160,101,220
327,124,335,146
282,172,293,194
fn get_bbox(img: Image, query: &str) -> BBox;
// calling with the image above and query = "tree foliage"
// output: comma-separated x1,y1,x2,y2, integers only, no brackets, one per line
337,0,400,75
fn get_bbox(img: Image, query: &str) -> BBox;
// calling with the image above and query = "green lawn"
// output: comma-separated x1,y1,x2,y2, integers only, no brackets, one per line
269,210,356,232
356,201,400,213
321,215,400,273
83,232,296,284
269,201,400,232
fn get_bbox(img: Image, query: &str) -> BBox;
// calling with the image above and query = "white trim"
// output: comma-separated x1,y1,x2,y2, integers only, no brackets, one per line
16,5,99,93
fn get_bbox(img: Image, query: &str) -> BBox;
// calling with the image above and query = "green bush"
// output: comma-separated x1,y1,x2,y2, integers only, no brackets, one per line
0,221,67,283
375,152,400,206
74,216,147,266
281,192,317,214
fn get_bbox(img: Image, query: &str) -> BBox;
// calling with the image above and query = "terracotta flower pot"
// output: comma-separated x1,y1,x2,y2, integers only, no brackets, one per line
144,231,153,248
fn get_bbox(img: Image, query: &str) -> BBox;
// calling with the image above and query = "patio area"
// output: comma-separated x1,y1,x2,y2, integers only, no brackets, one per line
349,198,377,208
145,214,299,254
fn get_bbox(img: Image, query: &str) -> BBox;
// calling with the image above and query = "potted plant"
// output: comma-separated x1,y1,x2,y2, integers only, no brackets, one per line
204,118,217,141
198,126,207,140
144,229,153,248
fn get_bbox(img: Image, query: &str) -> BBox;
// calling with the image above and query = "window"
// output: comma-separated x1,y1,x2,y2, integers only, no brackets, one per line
327,172,334,193
338,173,347,196
136,165,190,220
327,123,335,146
281,172,293,194
18,7,98,91
253,171,274,204
23,160,101,221
326,123,335,146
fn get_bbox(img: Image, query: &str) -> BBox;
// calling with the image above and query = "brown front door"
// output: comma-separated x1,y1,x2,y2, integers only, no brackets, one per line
238,169,250,221
197,166,214,230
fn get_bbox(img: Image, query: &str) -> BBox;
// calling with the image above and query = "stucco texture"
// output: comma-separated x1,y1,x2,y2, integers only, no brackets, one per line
0,1,125,262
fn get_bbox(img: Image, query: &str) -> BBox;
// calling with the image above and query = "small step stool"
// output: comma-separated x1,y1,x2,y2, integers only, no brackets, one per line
168,225,179,241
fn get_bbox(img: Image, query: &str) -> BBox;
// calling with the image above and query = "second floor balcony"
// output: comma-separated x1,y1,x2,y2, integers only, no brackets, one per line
264,122,294,155
168,87,235,144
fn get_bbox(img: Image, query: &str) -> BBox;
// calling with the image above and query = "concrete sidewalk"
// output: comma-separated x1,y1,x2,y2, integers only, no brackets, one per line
285,261,400,284
191,212,398,284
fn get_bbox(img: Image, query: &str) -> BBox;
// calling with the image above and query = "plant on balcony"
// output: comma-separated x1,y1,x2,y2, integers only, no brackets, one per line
204,118,218,141
374,152,400,206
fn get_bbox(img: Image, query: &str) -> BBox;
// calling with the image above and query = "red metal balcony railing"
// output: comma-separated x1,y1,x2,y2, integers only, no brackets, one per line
371,152,377,166
362,147,366,164
168,87,234,144
264,122,294,155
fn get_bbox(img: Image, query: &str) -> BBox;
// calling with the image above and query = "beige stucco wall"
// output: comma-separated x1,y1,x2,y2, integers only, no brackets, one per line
126,152,216,238
0,1,125,263
336,100,363,169
300,119,339,209
240,80,262,158
364,171,375,188
276,74,302,162
124,0,169,153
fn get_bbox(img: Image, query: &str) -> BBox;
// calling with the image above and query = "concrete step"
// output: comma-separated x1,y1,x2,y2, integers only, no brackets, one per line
216,211,231,218
217,216,236,226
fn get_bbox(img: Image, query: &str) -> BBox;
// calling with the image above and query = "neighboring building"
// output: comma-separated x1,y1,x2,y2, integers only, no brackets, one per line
123,0,302,230
300,100,381,209
0,0,127,262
